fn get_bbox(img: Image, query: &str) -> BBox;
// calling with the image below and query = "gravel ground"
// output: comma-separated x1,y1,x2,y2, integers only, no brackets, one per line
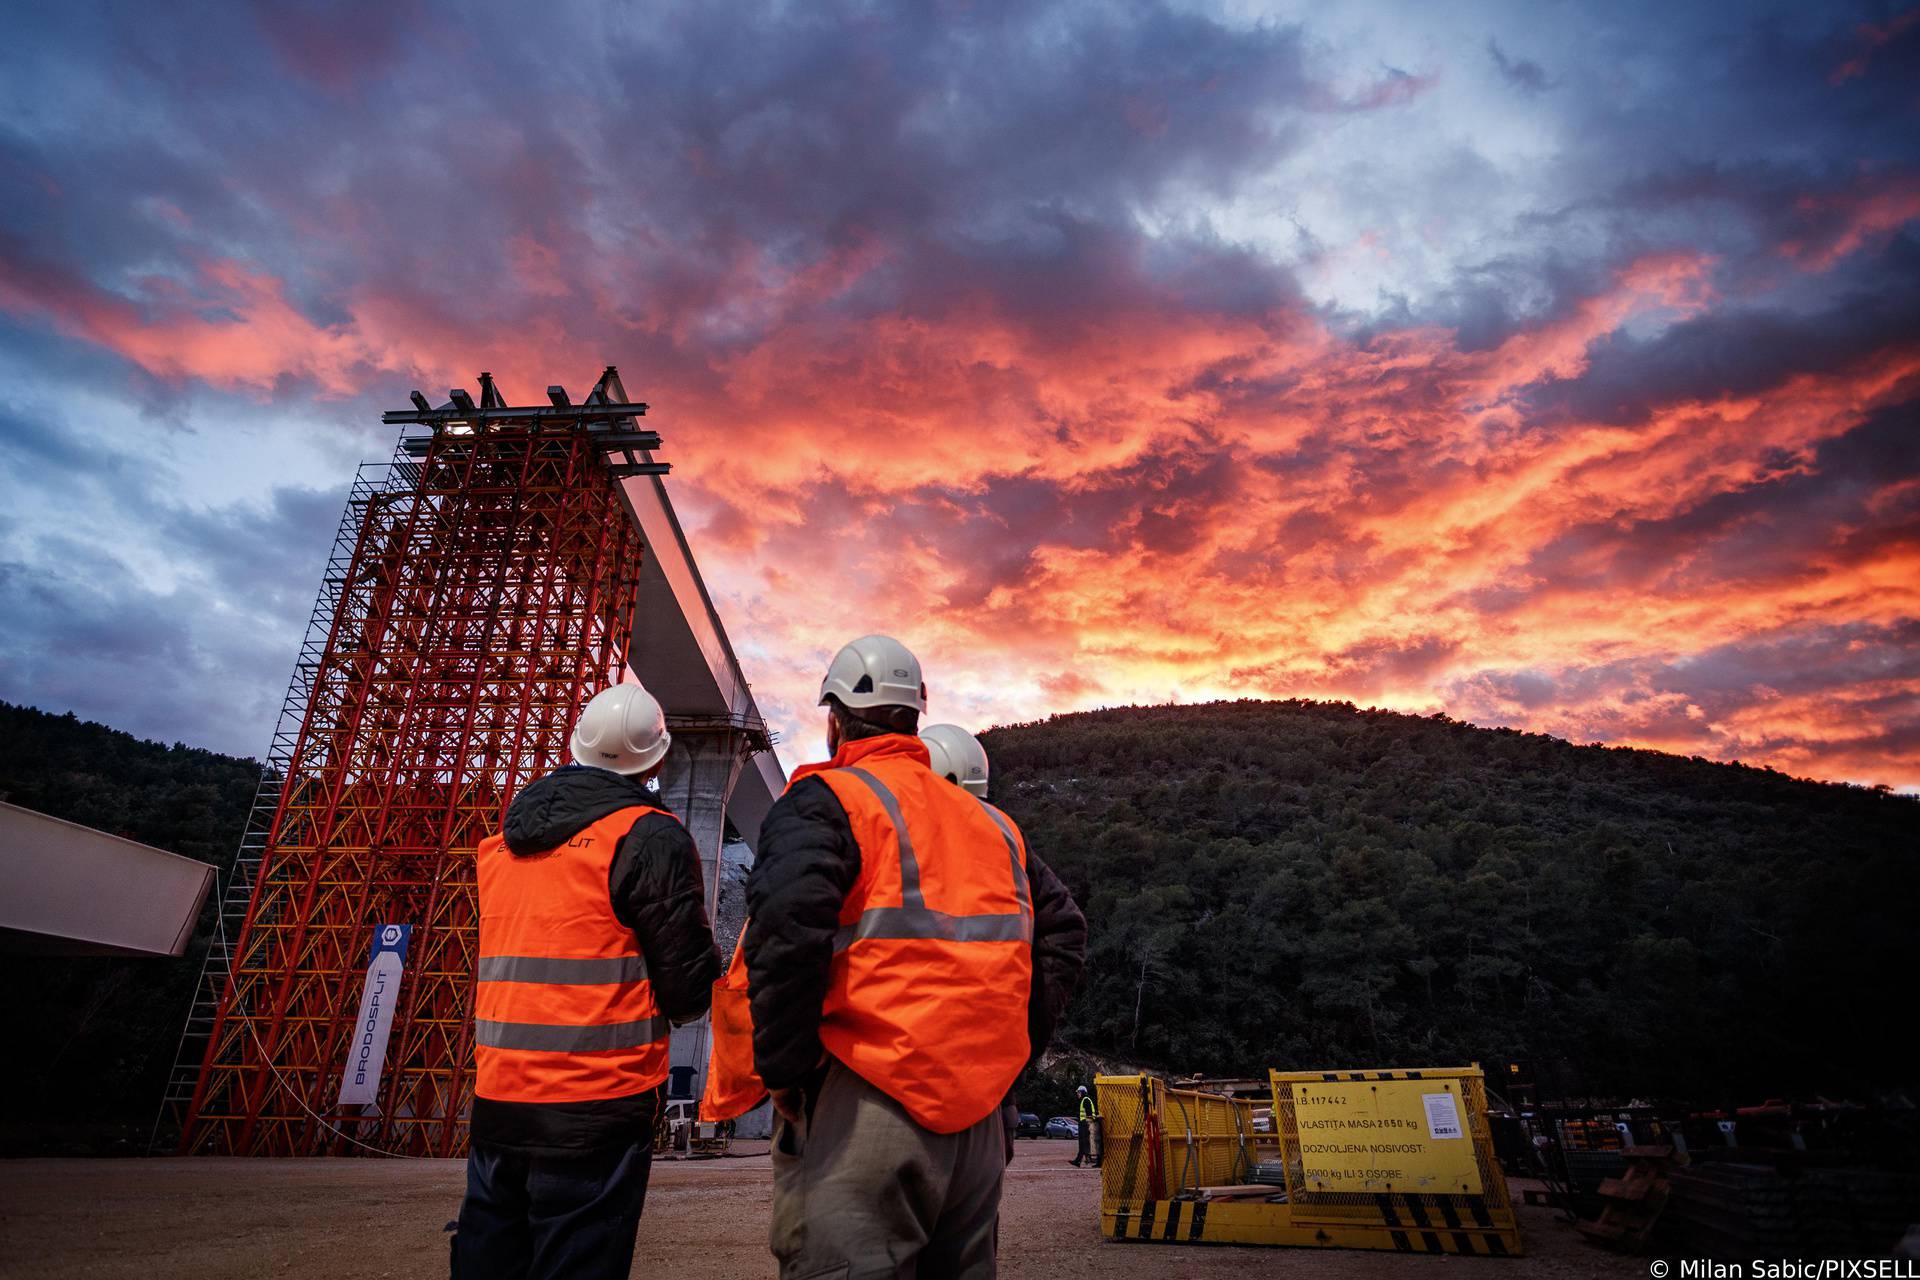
0,1139,1643,1278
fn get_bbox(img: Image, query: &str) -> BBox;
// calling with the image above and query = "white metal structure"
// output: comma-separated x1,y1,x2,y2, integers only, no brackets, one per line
0,800,214,957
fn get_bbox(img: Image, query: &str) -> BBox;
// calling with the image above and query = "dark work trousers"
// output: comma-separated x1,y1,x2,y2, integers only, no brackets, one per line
770,1059,1005,1279
452,1138,653,1280
1074,1121,1092,1166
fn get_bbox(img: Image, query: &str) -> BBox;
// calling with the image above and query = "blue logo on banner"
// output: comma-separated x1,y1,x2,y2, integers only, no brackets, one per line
370,922,412,963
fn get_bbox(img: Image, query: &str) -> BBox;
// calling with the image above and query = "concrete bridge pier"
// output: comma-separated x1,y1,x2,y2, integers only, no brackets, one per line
657,717,763,1112
612,449,786,1140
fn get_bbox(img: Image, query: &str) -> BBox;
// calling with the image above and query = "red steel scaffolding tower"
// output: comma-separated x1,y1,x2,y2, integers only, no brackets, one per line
159,369,662,1156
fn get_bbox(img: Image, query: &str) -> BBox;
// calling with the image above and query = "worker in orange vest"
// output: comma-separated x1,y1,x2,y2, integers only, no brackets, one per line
743,636,1086,1278
453,683,721,1280
922,722,1024,1168
698,720,1062,1143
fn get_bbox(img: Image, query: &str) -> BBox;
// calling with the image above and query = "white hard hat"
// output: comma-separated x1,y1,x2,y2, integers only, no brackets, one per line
921,723,989,797
819,635,927,712
1077,1085,1088,1094
570,684,672,775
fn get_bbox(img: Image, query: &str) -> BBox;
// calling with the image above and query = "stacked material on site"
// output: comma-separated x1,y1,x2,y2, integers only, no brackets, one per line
1666,1161,1920,1258
1186,1185,1288,1203
1249,1160,1291,1188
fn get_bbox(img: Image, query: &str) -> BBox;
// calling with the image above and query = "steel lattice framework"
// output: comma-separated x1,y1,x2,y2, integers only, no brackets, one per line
160,370,661,1156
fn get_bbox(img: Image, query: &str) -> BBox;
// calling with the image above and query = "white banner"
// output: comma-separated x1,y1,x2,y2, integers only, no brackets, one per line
337,923,411,1107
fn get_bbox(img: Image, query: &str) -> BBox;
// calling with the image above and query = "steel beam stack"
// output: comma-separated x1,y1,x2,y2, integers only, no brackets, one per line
159,370,656,1156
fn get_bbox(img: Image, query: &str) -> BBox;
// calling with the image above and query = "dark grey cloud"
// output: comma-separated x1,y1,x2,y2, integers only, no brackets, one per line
1472,397,1918,619
0,476,343,757
1343,1,1920,357
0,0,1384,374
0,553,282,756
0,400,92,472
1675,619,1920,701
1446,616,1920,785
762,429,1249,619
1526,235,1920,429
0,0,1916,786
156,484,348,620
1487,39,1555,94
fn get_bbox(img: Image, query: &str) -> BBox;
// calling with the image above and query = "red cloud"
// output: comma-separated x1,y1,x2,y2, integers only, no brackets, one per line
1780,175,1920,272
1829,7,1920,84
2,226,1915,788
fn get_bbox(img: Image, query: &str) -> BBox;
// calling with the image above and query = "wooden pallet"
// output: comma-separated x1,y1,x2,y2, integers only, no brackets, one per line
1576,1146,1681,1252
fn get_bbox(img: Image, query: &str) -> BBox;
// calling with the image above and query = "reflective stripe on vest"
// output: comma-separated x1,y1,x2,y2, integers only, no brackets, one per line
816,754,1035,1135
477,955,649,985
475,1015,672,1053
473,802,672,1104
833,768,1034,952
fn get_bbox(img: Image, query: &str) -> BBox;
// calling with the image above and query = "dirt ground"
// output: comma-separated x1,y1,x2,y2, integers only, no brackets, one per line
0,1139,1643,1279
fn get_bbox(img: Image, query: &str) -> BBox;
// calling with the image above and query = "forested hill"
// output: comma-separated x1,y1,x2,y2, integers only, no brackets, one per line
0,701,261,859
3,697,1912,1150
983,700,1917,1104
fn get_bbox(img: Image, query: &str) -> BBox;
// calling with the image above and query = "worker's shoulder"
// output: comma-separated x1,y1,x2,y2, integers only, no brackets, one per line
959,792,1024,843
755,775,853,844
774,773,848,816
618,805,691,848
973,795,1020,827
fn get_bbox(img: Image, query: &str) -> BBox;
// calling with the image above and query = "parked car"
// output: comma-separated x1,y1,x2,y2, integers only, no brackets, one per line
656,1099,725,1154
1016,1111,1044,1138
1044,1115,1079,1139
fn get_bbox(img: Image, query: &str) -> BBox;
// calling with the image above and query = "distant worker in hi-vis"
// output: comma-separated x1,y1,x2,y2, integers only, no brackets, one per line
454,683,721,1280
1073,1085,1100,1168
921,722,1073,1174
714,635,1085,1278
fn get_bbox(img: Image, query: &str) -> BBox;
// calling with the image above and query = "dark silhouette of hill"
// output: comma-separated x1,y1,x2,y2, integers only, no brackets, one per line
984,699,1916,1106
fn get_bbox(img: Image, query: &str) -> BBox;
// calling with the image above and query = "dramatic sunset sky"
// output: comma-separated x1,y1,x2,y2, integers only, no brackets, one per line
2,1,1916,787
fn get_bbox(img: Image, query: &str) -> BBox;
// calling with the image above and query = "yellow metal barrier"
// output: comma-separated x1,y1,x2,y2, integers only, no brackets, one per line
1096,1066,1524,1256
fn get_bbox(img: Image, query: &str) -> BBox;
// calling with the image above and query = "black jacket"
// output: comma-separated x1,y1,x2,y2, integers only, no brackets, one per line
470,765,721,1156
744,768,1087,1092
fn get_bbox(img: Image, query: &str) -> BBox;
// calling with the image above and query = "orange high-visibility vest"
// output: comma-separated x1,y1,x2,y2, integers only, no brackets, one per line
473,804,672,1103
816,738,1033,1134
698,931,765,1122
